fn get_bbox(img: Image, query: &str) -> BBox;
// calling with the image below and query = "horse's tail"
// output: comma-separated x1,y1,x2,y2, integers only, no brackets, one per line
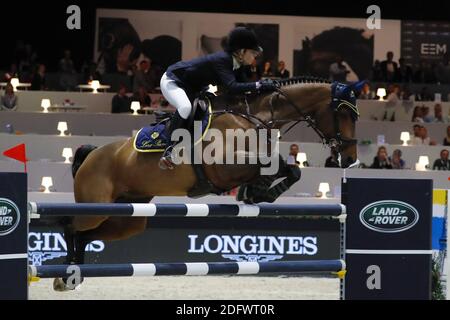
72,144,98,178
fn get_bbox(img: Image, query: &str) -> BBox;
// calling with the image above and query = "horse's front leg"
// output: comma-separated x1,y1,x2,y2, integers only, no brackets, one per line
238,157,301,204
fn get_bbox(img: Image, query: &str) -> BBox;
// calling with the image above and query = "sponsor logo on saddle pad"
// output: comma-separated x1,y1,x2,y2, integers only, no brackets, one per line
359,200,419,233
0,198,20,236
28,232,104,266
188,234,318,262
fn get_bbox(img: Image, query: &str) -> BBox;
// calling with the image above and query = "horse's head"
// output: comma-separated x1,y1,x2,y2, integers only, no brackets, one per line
316,81,363,168
257,77,363,168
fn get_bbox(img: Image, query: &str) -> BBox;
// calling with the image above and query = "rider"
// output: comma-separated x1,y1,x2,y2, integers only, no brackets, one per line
159,26,279,169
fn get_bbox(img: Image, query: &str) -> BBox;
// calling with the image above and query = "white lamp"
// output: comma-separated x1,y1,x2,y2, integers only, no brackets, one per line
297,153,307,168
10,78,19,91
400,132,410,146
41,99,51,113
57,121,68,136
41,176,53,193
91,80,100,93
416,156,429,171
377,88,387,101
318,182,330,199
62,147,73,163
131,101,141,115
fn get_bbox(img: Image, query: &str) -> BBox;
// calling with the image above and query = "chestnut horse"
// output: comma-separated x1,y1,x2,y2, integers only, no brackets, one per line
54,77,361,290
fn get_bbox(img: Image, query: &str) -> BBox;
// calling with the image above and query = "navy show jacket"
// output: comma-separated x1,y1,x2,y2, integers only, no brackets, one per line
166,51,257,95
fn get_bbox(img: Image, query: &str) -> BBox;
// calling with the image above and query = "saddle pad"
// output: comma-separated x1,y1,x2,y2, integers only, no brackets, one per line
133,105,212,153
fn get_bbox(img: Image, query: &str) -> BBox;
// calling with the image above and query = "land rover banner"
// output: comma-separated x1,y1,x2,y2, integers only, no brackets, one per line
342,178,432,300
0,173,27,300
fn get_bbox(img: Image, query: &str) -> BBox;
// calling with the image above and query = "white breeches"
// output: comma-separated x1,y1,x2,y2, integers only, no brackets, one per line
160,72,192,119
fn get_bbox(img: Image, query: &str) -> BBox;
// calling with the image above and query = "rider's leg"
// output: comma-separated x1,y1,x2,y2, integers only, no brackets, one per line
159,73,192,169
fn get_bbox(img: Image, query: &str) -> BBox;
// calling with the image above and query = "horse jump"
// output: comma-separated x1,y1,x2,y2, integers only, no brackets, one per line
0,174,433,299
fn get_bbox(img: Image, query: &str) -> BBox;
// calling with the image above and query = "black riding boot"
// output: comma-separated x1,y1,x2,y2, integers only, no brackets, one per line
159,111,187,170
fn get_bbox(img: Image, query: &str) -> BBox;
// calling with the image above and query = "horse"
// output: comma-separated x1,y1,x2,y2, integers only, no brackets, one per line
54,77,361,290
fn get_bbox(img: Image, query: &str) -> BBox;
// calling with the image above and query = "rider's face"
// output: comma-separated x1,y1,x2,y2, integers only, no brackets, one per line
241,49,259,66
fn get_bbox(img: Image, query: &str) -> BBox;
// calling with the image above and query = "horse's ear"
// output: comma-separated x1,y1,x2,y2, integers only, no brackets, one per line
349,80,367,93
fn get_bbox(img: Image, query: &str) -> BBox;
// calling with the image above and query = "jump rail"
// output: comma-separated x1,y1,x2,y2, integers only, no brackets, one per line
28,202,346,218
29,260,346,278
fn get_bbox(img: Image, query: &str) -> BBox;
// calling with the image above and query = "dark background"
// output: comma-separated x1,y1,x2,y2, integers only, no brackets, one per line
3,0,450,70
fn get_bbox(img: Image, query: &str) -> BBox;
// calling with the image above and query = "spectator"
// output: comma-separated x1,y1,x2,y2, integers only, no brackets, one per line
412,126,436,145
18,43,37,81
82,61,102,84
432,149,450,170
59,49,76,73
396,57,413,82
422,106,433,123
413,60,436,83
443,125,450,146
358,82,375,100
432,104,447,123
329,55,349,82
415,86,434,101
386,84,401,103
411,106,424,123
111,85,131,113
400,85,414,100
380,51,398,82
261,61,274,78
132,86,151,108
411,124,424,144
371,60,382,82
133,60,157,94
325,149,340,168
275,61,290,79
390,149,405,169
4,63,19,81
59,49,77,91
245,59,261,81
286,143,300,166
286,144,309,167
31,64,47,90
370,146,392,169
1,83,18,111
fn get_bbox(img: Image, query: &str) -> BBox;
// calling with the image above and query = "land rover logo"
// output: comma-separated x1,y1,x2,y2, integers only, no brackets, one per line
0,198,20,236
359,200,419,233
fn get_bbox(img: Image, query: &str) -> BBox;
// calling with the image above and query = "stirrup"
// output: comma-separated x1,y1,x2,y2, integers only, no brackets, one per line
159,157,174,170
159,146,175,170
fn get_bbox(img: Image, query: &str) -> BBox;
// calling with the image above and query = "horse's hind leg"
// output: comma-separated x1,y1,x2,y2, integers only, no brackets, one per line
54,175,115,291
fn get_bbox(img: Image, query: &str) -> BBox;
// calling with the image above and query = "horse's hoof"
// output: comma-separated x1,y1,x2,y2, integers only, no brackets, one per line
53,278,70,292
53,278,82,291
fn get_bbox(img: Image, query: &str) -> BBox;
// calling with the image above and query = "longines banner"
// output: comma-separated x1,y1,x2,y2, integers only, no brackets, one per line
29,218,339,266
401,20,450,67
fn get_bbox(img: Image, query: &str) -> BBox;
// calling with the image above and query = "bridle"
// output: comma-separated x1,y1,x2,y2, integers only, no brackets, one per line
269,82,360,151
211,80,360,167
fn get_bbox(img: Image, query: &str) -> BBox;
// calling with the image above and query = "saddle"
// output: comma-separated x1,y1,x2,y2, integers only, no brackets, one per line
133,92,223,198
133,94,212,153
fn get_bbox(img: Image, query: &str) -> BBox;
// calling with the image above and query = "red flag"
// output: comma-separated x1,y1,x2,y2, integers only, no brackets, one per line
3,143,28,172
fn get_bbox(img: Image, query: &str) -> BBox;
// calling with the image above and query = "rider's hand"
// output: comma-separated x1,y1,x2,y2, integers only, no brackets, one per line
257,79,279,92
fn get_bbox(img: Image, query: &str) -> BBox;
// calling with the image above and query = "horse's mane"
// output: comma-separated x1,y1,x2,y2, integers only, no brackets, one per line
276,76,331,87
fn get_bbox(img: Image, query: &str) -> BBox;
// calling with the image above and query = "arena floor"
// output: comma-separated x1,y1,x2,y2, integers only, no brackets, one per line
29,276,339,300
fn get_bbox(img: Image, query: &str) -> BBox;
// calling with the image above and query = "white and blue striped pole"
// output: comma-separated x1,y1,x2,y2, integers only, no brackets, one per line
29,260,346,278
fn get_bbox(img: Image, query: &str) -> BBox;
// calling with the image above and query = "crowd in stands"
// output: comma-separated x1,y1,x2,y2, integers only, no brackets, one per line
2,41,450,170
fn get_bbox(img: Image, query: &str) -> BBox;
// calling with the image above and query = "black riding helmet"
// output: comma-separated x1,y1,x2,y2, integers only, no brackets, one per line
225,27,263,53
